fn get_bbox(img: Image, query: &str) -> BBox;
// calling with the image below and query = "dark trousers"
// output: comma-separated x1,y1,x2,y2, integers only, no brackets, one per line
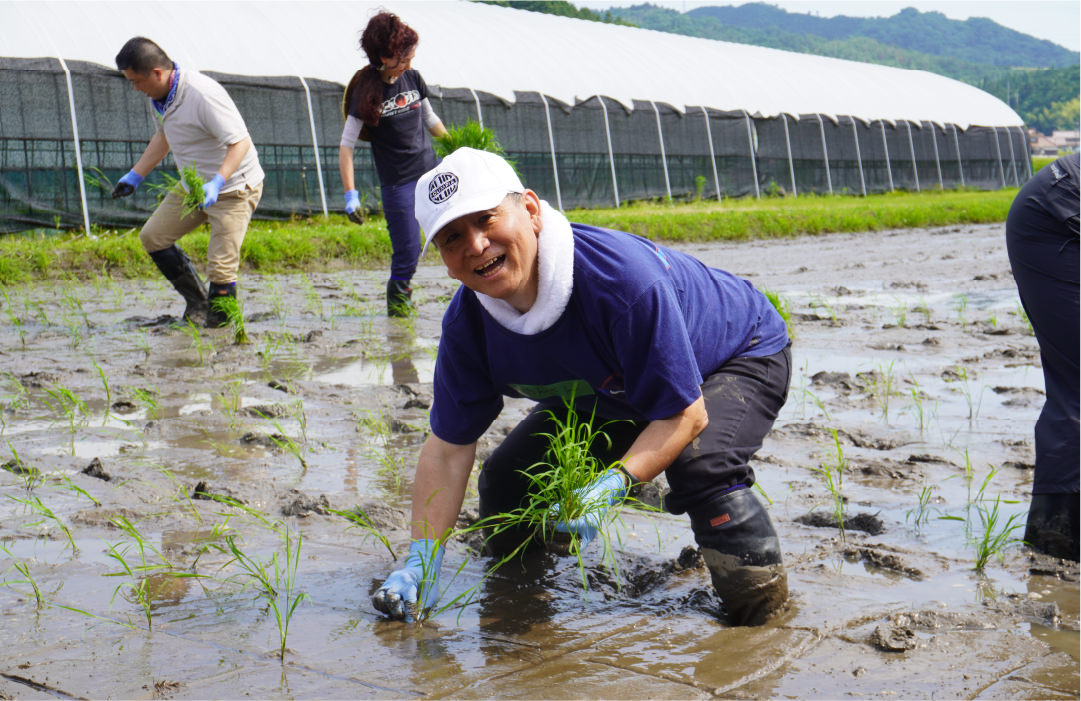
478,346,791,547
381,179,422,282
1006,187,1080,494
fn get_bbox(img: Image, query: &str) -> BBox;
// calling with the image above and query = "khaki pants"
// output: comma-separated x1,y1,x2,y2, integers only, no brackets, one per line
139,183,263,284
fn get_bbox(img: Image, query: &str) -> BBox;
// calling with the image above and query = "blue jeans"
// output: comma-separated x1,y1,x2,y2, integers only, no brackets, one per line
381,179,422,282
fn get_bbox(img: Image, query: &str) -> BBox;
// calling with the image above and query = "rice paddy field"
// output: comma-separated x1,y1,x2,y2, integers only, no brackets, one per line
0,220,1076,698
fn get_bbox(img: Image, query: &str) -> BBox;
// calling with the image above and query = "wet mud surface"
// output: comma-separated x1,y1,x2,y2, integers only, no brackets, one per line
0,223,1077,698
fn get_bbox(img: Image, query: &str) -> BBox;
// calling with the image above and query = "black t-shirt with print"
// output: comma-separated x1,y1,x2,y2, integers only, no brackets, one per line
349,69,437,187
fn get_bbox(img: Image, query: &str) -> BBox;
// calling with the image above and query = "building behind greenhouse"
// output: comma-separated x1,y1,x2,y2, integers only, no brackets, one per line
0,1,1029,233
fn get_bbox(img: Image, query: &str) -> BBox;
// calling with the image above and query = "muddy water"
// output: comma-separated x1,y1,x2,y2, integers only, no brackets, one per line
0,223,1076,699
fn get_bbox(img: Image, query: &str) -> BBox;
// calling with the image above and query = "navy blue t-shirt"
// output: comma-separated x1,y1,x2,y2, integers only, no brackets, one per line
349,69,437,186
430,223,790,445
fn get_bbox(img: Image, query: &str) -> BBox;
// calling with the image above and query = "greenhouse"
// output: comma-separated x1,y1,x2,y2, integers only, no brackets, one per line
1,0,1029,233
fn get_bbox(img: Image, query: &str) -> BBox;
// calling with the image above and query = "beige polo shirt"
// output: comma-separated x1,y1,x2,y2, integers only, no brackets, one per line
156,70,264,193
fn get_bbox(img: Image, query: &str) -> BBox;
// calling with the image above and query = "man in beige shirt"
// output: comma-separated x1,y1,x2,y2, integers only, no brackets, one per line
112,36,264,327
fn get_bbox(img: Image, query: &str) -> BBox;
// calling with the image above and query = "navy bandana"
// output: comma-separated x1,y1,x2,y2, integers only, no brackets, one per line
152,63,179,116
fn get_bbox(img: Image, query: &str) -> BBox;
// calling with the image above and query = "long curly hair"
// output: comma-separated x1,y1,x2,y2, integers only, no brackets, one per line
341,12,419,126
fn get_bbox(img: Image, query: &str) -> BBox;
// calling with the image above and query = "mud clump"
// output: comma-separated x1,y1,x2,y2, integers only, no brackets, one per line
280,489,330,517
240,432,285,449
796,511,885,536
81,457,112,481
242,404,288,419
2,458,34,476
843,544,925,579
871,620,918,652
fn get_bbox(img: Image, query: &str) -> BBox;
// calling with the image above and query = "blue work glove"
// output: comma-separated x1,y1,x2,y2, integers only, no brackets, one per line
111,169,144,199
201,174,226,209
551,468,630,548
372,539,444,621
344,189,364,225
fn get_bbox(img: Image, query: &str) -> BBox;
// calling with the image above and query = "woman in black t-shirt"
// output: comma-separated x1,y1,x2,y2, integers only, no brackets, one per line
339,11,447,316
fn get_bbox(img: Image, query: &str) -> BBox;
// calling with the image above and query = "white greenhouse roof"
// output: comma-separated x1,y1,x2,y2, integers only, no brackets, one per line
1,0,1023,129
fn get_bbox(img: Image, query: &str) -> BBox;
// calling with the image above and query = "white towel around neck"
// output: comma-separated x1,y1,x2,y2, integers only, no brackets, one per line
475,200,574,335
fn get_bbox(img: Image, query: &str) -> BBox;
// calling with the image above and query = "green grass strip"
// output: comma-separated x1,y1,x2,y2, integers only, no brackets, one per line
0,188,1016,284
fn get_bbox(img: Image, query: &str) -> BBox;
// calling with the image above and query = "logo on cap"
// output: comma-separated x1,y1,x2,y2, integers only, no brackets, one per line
428,172,459,204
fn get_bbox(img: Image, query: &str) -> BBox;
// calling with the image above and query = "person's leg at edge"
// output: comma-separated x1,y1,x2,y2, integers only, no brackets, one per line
665,345,792,626
1007,200,1080,561
140,191,209,323
381,180,421,317
205,183,262,328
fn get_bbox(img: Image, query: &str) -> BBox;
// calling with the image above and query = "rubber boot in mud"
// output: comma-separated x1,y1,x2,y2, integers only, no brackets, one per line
148,245,209,324
1024,493,1079,562
206,282,237,328
689,486,788,626
386,278,413,318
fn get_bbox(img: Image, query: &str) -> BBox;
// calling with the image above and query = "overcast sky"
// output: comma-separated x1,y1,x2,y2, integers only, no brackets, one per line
575,1,1081,51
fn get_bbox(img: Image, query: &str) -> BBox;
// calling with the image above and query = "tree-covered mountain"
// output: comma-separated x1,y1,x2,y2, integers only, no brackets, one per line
601,3,1079,132
684,3,1076,68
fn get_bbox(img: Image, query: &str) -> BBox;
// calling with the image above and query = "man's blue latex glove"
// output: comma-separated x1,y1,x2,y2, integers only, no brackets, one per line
551,468,629,548
344,189,364,225
201,174,226,209
372,539,444,621
111,169,144,199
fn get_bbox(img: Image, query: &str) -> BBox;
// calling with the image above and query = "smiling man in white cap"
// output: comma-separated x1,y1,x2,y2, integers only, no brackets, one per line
372,147,793,626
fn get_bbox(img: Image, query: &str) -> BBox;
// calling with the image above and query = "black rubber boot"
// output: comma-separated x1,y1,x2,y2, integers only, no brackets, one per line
148,245,208,324
689,487,789,626
386,278,413,318
206,282,237,328
1024,493,1079,562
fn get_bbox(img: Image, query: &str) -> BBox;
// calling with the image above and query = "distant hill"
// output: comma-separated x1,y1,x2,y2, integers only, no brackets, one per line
601,3,1079,132
684,3,1077,68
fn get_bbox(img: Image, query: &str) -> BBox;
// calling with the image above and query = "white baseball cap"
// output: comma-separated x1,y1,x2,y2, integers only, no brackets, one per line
414,147,524,255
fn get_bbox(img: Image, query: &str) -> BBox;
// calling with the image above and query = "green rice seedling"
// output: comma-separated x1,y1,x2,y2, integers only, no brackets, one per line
5,442,42,494
812,427,848,542
181,321,216,364
1,289,28,346
889,298,907,327
432,120,510,162
102,514,187,629
90,357,112,424
82,165,114,194
912,297,932,325
870,360,898,423
160,165,206,217
0,544,46,610
130,386,161,420
905,373,930,434
971,495,1025,571
761,288,793,337
42,384,89,455
954,292,969,332
215,526,309,662
299,276,324,320
945,364,983,422
289,399,308,445
263,418,307,472
808,295,839,325
9,494,77,554
1012,302,1033,336
213,294,249,345
329,505,396,560
131,327,151,357
152,462,203,524
801,388,832,421
986,311,998,328
0,376,30,436
60,288,90,331
482,396,639,593
905,484,938,531
55,472,101,506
